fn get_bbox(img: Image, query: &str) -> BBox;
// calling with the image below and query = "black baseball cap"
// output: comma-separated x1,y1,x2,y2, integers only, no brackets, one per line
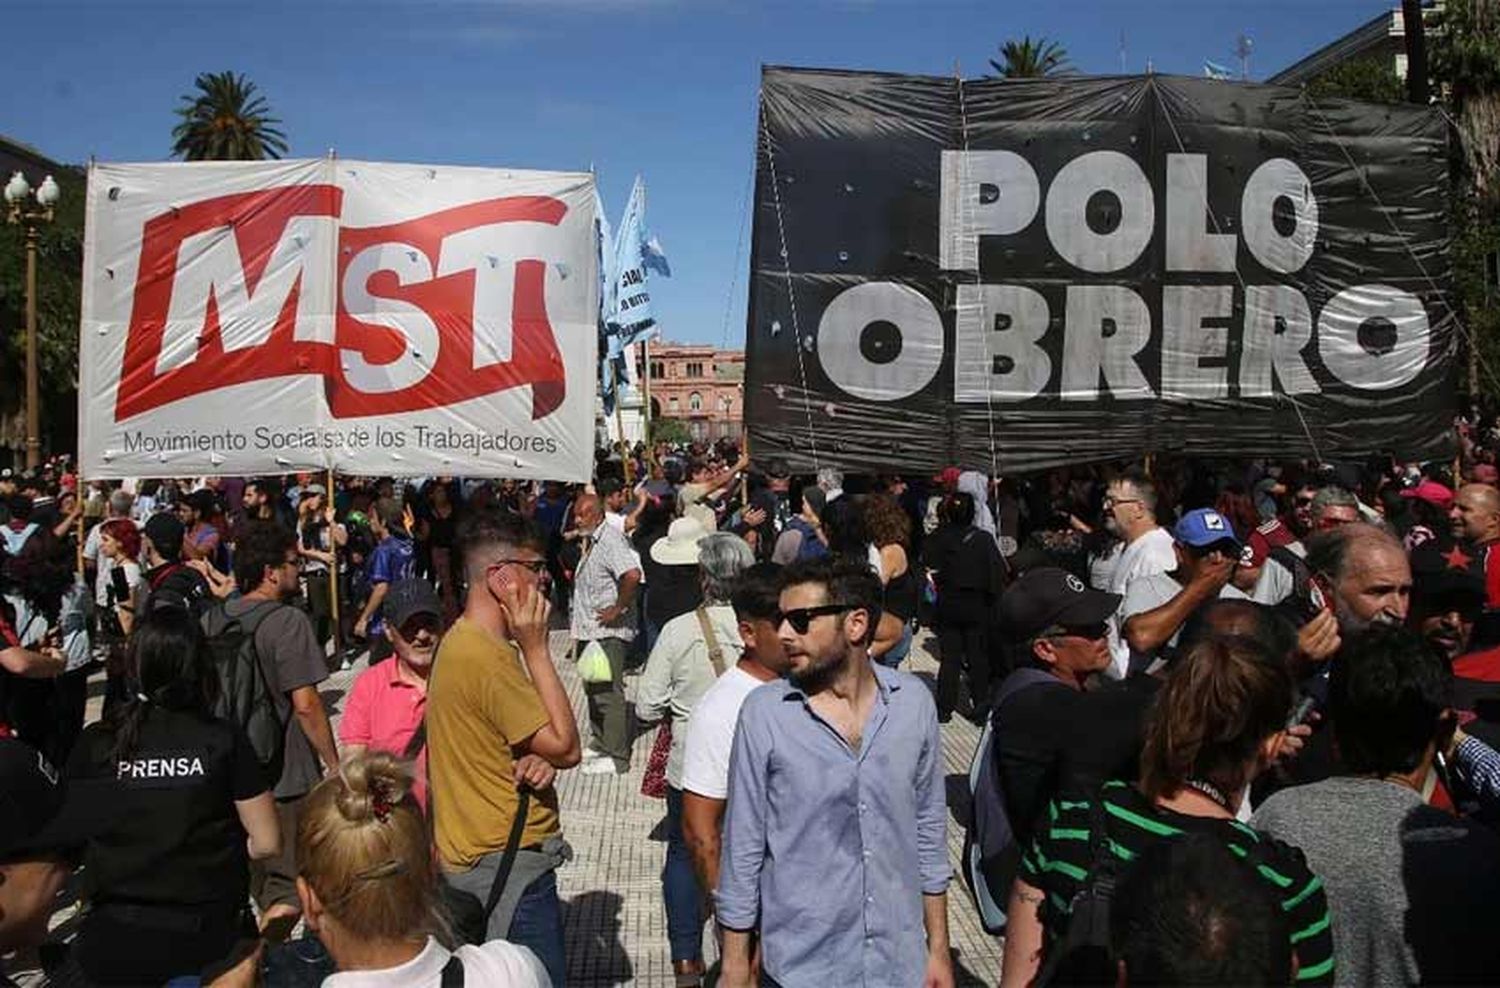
0,739,87,860
1000,567,1122,641
385,578,442,631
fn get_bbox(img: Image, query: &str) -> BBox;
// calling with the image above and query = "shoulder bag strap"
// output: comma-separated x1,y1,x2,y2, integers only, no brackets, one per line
694,605,727,677
403,717,428,760
440,952,465,988
482,787,533,919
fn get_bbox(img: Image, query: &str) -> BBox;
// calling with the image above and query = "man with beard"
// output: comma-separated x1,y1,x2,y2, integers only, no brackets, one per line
1304,523,1412,636
717,558,952,988
1257,523,1412,799
338,578,448,808
217,521,340,932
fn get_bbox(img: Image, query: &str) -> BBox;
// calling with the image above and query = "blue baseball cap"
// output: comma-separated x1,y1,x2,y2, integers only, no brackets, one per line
1174,509,1242,550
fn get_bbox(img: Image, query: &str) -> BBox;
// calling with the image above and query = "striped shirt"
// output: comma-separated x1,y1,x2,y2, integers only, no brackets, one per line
1019,780,1335,984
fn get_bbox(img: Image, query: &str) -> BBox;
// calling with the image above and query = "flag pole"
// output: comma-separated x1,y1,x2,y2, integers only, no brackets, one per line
616,402,634,485
327,467,341,650
642,337,655,469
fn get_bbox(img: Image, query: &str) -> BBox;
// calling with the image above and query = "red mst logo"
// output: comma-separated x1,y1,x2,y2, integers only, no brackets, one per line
116,184,569,422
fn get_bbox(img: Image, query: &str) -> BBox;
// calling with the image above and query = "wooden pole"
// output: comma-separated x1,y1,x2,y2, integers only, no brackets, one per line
327,467,341,649
615,399,634,485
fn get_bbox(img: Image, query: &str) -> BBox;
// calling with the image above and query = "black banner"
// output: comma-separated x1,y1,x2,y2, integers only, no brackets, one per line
745,67,1456,474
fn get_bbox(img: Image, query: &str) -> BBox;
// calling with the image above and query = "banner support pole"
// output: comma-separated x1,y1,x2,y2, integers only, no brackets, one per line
615,401,633,485
642,337,655,469
327,467,341,651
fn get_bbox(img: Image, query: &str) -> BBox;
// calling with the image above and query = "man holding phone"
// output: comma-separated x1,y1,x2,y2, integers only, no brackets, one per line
1119,508,1244,675
427,508,580,986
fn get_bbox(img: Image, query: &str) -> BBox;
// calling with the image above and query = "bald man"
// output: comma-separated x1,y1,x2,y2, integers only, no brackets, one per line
1305,523,1412,634
570,491,642,775
1451,484,1500,608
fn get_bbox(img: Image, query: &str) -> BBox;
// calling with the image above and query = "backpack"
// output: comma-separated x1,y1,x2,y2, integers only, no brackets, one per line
1034,794,1122,987
201,600,287,782
962,667,1063,934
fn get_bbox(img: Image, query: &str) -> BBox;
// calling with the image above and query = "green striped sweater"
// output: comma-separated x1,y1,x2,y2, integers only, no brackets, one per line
1018,780,1335,984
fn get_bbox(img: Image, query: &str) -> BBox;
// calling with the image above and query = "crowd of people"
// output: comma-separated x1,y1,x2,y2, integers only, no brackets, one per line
6,428,1500,985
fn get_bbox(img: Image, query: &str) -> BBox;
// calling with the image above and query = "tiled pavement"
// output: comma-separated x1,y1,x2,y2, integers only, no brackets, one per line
55,627,1004,986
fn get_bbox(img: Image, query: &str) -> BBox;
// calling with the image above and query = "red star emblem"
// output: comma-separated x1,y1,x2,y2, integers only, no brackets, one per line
1444,544,1474,571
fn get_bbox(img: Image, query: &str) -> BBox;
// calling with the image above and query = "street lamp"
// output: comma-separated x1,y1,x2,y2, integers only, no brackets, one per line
4,171,59,470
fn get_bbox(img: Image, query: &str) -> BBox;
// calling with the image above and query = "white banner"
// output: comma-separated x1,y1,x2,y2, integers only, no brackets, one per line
79,159,598,481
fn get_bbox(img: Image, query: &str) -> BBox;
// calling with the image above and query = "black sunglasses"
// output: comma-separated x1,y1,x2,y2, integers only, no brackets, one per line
777,603,854,634
491,558,547,574
1048,623,1109,641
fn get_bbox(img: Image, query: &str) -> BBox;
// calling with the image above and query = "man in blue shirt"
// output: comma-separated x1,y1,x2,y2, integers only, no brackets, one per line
354,497,414,663
717,557,953,988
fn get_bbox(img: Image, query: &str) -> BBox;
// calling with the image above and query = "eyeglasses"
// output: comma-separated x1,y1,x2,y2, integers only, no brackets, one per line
777,603,854,634
1295,497,1316,508
1046,623,1109,641
491,558,547,575
1103,497,1140,509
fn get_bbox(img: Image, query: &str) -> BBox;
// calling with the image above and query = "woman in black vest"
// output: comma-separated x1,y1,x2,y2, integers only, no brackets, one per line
56,605,280,985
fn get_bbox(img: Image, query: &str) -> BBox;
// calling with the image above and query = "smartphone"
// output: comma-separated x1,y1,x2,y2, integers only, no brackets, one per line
1286,694,1318,730
111,566,131,601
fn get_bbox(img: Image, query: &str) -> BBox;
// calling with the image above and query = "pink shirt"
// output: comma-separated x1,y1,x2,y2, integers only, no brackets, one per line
339,658,429,807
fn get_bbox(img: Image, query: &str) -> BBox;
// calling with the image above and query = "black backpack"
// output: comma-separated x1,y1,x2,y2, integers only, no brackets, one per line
962,667,1062,934
1035,795,1121,986
201,600,287,783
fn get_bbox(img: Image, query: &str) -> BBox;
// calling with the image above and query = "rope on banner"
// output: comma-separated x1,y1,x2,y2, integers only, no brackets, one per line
1303,96,1500,398
1156,85,1328,461
761,108,821,471
721,165,754,353
956,64,1003,491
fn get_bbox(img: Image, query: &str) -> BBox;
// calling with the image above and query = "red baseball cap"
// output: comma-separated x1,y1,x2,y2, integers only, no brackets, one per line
1400,478,1455,511
933,467,961,488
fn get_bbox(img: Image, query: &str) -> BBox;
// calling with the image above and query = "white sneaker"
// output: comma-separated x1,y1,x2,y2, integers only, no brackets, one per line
580,747,608,764
580,758,624,776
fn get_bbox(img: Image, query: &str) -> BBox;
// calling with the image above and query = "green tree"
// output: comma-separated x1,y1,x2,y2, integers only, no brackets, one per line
1305,57,1405,103
989,36,1070,78
171,71,289,161
650,417,691,446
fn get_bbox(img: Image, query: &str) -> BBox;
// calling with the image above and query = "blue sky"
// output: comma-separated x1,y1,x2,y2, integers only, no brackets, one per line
3,0,1395,347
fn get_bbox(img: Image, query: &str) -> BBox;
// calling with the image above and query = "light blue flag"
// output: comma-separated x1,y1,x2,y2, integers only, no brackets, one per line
594,184,617,324
1204,59,1233,80
607,175,670,353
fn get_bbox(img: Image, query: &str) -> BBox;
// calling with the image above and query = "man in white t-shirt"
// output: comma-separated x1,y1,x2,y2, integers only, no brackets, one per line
1101,473,1176,677
680,562,791,898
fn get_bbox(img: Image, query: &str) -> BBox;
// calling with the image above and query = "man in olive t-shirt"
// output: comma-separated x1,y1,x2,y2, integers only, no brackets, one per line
427,509,581,987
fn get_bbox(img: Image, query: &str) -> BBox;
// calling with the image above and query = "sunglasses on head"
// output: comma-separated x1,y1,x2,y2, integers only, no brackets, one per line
777,603,855,634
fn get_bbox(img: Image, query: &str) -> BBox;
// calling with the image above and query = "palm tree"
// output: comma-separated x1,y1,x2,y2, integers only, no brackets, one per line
989,36,1071,78
171,71,289,161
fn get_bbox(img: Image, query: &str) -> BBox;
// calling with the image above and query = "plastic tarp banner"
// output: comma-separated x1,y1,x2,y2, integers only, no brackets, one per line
745,67,1457,474
79,159,598,481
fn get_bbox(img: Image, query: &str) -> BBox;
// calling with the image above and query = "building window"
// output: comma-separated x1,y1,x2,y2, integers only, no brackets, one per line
689,392,703,412
719,395,733,414
669,396,680,413
691,420,707,440
686,362,704,378
650,361,664,380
